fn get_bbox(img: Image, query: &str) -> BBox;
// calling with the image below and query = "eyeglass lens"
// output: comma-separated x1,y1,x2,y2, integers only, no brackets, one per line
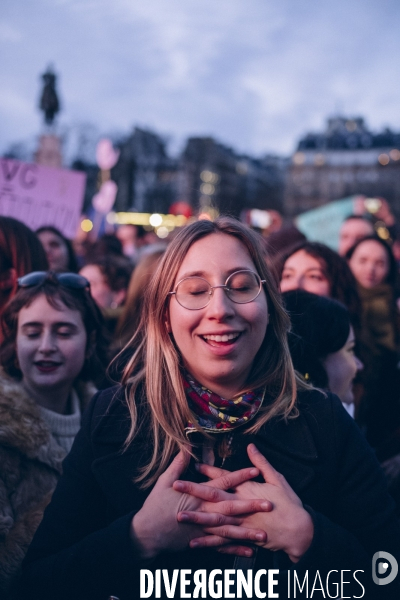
175,270,261,309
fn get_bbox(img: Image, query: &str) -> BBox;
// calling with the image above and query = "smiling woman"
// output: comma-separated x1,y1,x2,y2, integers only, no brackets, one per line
0,272,108,596
167,235,269,398
15,218,400,600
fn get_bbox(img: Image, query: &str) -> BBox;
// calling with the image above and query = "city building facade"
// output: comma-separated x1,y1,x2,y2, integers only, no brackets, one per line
284,117,400,218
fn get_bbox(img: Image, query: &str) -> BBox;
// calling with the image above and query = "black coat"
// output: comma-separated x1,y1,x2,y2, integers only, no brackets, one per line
15,386,400,600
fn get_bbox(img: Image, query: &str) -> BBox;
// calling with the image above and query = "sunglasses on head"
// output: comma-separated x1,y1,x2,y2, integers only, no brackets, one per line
17,271,90,290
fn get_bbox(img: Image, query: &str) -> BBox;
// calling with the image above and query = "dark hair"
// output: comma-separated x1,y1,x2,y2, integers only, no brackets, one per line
283,289,351,389
36,226,79,272
87,234,124,260
275,240,361,329
345,235,398,286
0,217,48,276
83,256,133,293
0,273,109,386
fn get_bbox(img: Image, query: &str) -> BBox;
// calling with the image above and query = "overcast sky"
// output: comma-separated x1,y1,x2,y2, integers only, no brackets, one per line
1,0,400,160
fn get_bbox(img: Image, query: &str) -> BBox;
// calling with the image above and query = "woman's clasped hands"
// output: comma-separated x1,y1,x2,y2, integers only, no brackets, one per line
130,448,272,560
173,444,315,563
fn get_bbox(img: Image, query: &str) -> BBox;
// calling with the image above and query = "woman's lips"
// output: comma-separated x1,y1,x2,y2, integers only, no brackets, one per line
201,331,241,347
35,361,62,373
200,332,242,351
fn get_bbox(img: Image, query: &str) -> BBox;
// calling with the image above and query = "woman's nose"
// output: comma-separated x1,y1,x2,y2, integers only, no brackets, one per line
38,331,57,353
206,287,235,319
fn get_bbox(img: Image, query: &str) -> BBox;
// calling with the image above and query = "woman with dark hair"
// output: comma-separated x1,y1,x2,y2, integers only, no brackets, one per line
37,226,79,273
0,272,108,595
283,290,363,417
277,241,361,328
346,236,400,456
0,217,48,318
15,218,400,600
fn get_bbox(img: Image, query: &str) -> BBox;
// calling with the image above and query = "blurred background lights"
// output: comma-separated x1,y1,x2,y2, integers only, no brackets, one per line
106,211,117,224
293,152,306,165
235,161,248,175
378,153,390,165
81,219,93,232
200,183,215,195
364,198,382,213
156,226,169,238
376,221,390,240
389,149,400,161
345,120,357,132
314,153,326,166
149,213,163,227
105,212,188,228
200,170,219,184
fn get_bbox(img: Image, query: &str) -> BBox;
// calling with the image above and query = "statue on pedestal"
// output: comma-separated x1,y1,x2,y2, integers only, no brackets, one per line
39,66,60,126
35,66,63,167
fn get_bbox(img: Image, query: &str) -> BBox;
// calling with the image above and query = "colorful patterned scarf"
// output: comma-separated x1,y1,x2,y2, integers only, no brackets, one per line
183,372,265,433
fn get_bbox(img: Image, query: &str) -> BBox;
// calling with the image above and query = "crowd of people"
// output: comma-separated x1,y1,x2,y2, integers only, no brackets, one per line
0,211,399,598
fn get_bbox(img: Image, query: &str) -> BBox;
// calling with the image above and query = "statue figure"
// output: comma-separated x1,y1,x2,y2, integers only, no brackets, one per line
39,66,60,125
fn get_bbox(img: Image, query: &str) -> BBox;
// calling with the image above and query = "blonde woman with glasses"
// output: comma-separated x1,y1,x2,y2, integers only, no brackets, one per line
17,218,400,600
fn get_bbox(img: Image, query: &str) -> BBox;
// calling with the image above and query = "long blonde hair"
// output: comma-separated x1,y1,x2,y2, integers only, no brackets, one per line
122,216,302,487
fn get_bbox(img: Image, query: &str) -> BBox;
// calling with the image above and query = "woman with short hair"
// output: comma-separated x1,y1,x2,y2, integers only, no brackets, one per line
0,272,108,596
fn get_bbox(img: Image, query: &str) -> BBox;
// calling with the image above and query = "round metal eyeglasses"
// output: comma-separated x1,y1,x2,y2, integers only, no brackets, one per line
168,270,266,310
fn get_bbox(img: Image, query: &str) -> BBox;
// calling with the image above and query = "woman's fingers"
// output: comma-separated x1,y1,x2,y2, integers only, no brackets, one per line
190,524,267,547
206,467,260,491
177,511,240,527
180,498,272,520
173,480,227,502
204,525,267,543
247,444,281,485
173,466,260,500
196,463,230,480
217,545,254,557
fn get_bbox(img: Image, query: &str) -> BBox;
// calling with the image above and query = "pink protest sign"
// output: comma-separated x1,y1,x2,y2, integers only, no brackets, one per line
0,158,86,238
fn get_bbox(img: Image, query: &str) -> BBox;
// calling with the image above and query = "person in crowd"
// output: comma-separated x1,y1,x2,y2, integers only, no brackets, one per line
338,215,375,256
0,271,108,596
283,289,363,417
79,255,133,335
116,224,154,263
87,233,125,261
15,217,400,600
277,240,361,328
346,235,400,457
115,224,142,261
0,217,48,321
263,225,306,260
37,226,79,273
113,248,165,353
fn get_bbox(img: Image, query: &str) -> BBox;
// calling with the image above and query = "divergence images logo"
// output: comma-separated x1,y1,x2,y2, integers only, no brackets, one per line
372,552,398,585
